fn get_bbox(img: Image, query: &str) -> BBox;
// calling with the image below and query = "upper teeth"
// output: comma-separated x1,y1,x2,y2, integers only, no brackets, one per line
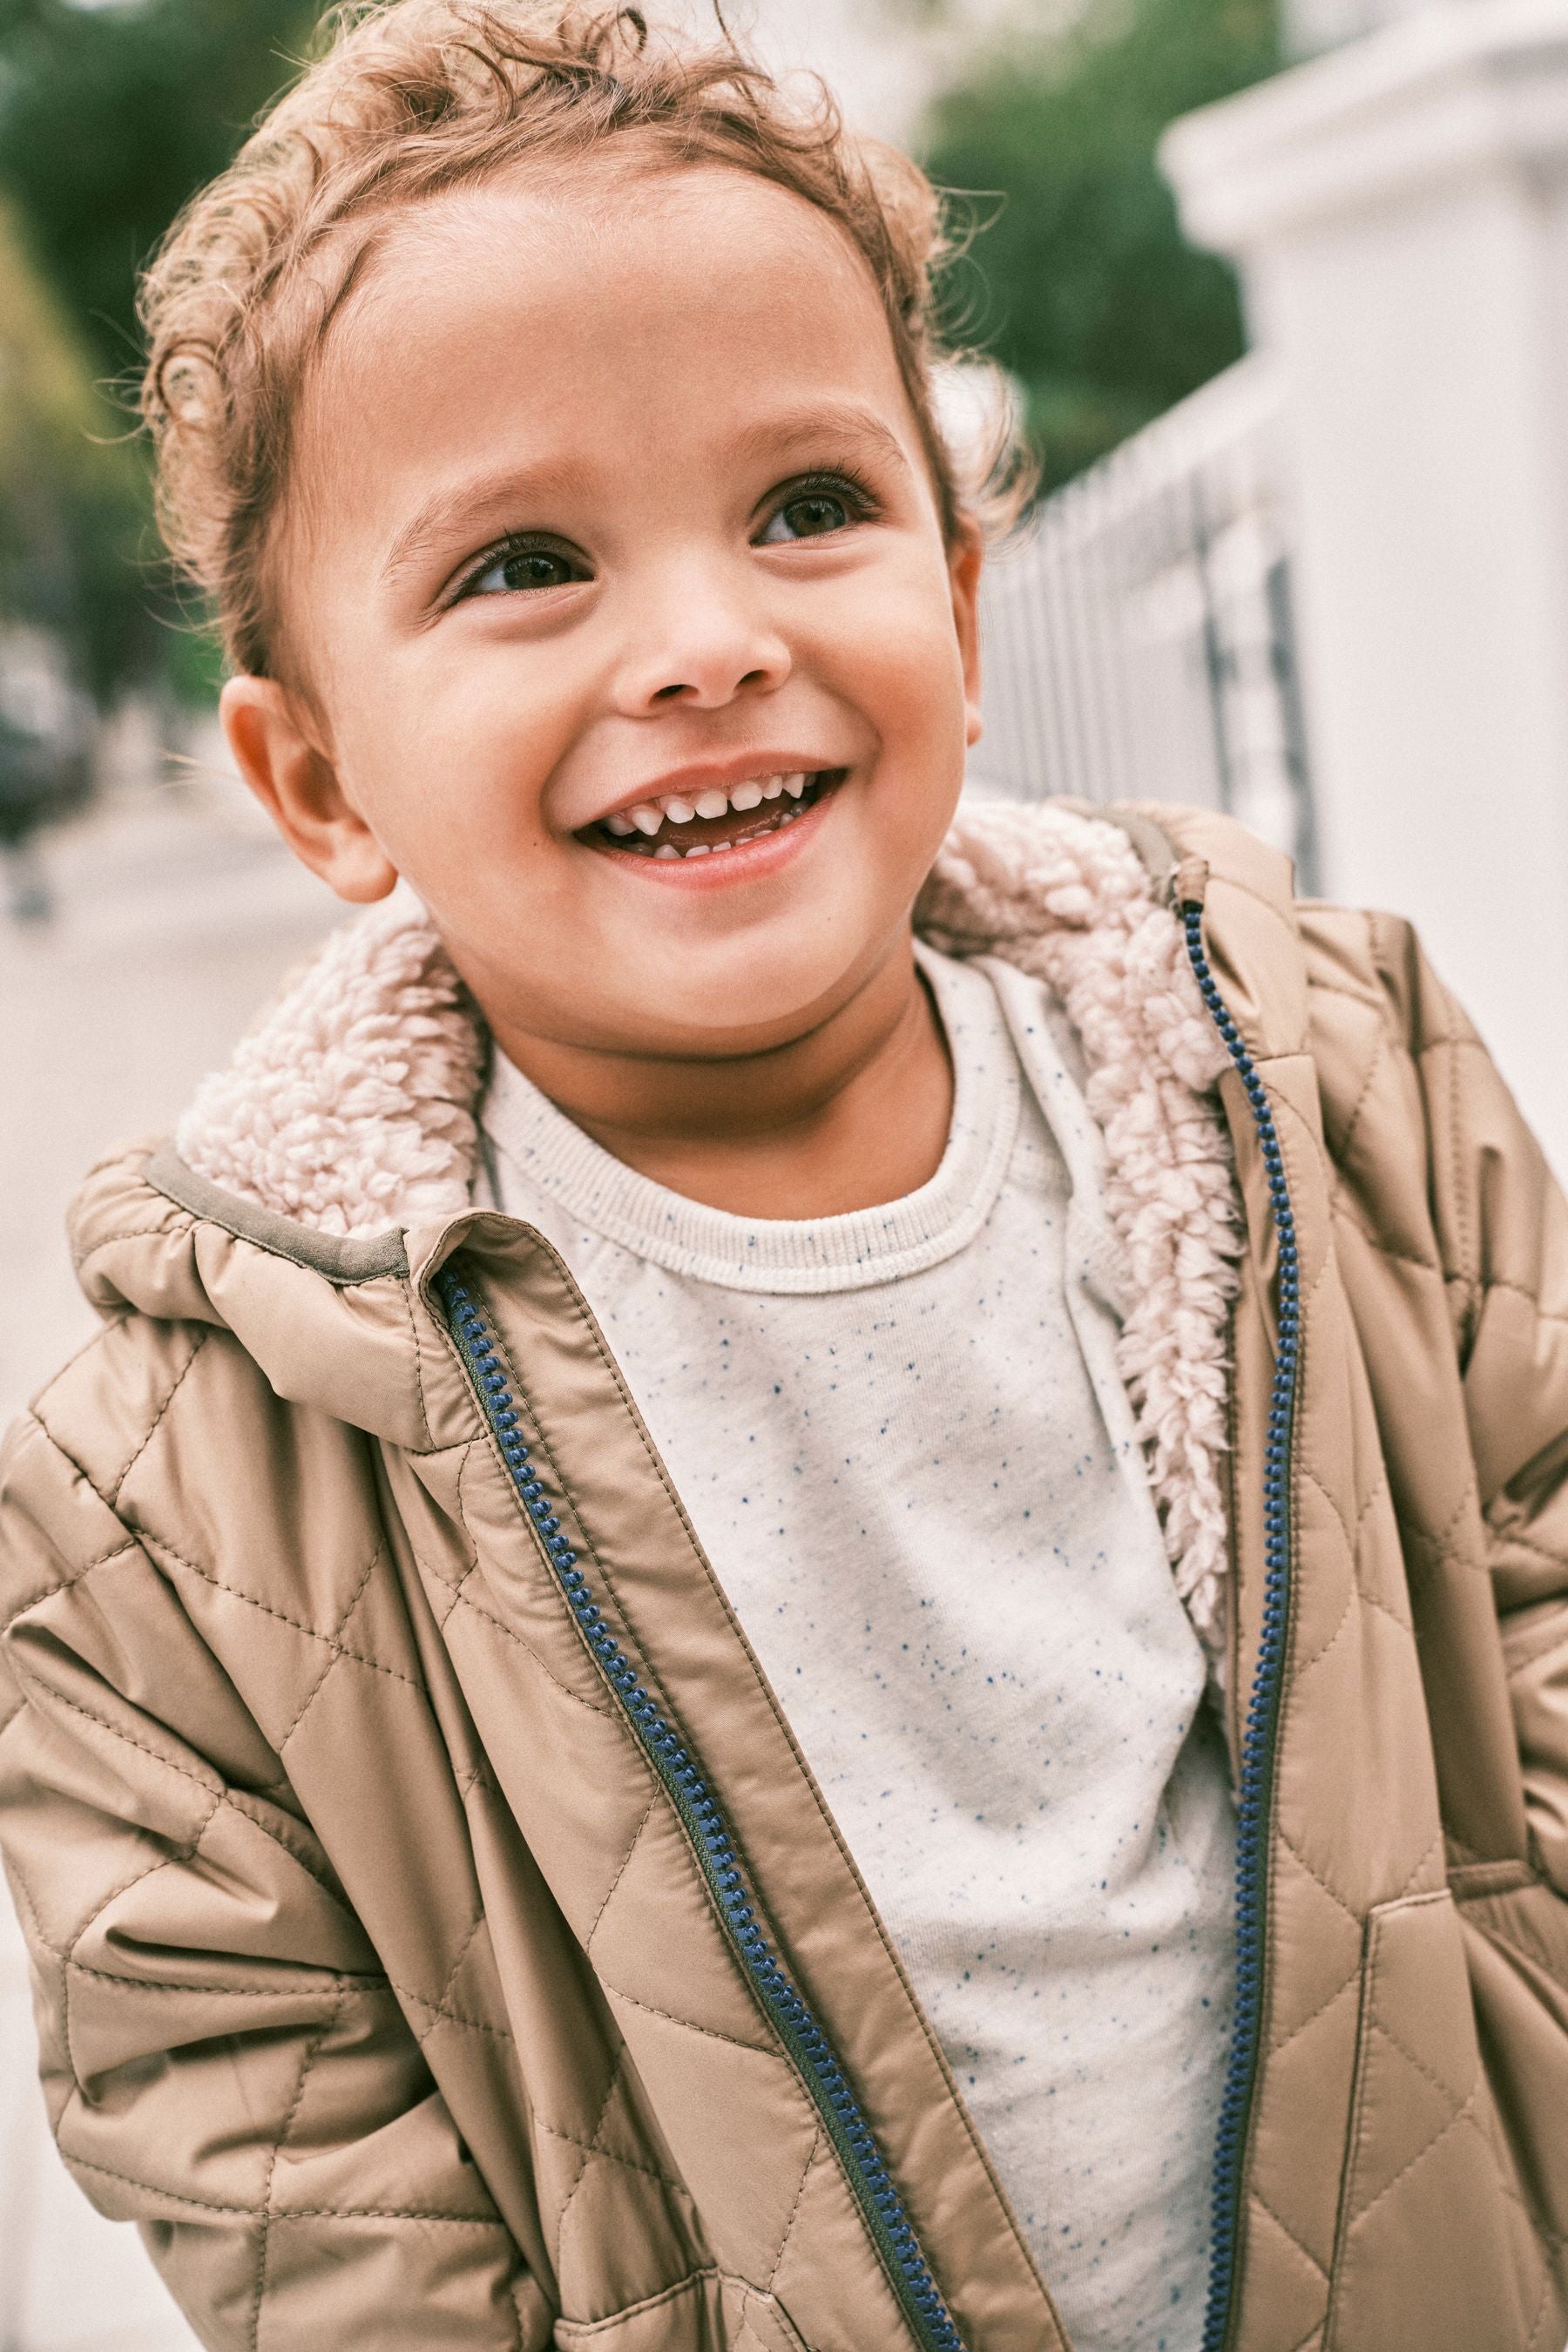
602,773,812,836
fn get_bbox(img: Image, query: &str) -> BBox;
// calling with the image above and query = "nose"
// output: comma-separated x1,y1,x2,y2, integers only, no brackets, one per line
612,561,792,714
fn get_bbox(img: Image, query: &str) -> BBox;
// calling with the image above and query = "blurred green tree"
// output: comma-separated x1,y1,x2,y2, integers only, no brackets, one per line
924,0,1281,489
0,0,317,380
0,201,149,702
0,0,318,703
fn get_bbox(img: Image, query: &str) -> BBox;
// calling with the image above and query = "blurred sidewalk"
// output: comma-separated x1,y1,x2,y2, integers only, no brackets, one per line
0,755,339,2351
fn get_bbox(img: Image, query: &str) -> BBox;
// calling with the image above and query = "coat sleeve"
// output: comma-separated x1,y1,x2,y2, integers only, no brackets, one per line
1354,908,1568,1900
0,1403,551,2351
1456,1041,1568,1898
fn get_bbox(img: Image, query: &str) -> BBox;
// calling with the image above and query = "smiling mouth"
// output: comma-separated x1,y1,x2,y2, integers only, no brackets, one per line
585,769,847,860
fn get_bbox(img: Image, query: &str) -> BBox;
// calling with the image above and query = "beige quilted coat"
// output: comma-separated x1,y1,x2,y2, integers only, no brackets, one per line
2,799,1565,2352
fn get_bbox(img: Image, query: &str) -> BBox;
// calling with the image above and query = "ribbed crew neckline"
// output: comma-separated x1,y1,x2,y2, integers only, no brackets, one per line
480,943,1022,1294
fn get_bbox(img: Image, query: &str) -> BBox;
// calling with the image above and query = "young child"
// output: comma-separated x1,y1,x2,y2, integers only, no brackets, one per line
2,5,1565,2348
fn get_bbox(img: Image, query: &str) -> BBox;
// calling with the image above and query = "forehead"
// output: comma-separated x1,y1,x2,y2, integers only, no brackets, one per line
301,165,919,526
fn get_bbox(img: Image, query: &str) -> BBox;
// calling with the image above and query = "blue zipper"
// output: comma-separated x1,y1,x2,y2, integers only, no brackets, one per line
436,1269,969,2352
1181,901,1301,2352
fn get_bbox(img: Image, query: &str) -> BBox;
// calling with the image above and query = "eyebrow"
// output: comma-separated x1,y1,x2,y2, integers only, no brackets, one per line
727,401,916,479
380,400,916,594
381,455,601,592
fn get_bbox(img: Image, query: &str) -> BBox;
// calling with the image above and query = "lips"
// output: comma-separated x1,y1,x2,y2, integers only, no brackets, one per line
585,769,845,860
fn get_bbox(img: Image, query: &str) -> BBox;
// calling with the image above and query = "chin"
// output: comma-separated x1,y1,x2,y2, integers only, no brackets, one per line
627,952,863,1057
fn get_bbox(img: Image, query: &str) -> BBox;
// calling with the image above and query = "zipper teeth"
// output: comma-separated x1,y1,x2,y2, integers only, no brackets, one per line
1182,903,1301,2352
436,1268,968,2352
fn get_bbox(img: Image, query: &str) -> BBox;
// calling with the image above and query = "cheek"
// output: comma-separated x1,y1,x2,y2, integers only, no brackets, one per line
335,659,564,868
844,640,970,867
824,566,970,761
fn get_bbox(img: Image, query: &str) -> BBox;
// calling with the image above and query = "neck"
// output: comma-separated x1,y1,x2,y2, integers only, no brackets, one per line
483,938,954,1219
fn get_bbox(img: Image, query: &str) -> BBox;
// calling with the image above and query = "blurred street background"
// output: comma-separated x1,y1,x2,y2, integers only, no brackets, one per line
2,0,1566,2343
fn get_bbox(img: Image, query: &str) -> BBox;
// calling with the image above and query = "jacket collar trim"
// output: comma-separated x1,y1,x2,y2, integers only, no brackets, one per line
144,1139,412,1284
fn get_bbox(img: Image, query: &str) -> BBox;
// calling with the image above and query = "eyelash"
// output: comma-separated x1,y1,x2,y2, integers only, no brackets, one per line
450,533,585,605
762,464,882,533
449,462,884,604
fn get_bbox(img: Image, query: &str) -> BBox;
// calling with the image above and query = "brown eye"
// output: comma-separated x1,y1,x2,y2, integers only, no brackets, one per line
469,544,584,597
759,490,854,544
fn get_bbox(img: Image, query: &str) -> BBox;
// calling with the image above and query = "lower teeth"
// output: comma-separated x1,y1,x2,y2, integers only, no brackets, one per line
607,791,813,859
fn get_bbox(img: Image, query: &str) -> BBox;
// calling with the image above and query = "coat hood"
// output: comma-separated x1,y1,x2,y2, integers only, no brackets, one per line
67,797,1254,1665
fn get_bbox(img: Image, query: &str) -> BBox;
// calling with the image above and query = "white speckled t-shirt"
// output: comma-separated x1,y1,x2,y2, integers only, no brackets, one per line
479,943,1235,2352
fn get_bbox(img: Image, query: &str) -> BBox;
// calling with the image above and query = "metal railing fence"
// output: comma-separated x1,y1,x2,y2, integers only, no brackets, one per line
971,355,1320,894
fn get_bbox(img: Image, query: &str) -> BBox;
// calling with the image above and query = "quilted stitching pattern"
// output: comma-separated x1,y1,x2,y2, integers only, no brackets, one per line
9,1294,907,2345
1228,907,1568,2349
0,1354,729,2337
1320,1893,1549,2350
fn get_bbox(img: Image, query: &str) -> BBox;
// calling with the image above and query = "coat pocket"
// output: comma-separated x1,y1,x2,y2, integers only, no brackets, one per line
1323,1889,1531,2352
554,2269,808,2350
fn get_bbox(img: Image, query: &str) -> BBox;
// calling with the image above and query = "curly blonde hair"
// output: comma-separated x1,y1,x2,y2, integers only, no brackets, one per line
139,0,1024,679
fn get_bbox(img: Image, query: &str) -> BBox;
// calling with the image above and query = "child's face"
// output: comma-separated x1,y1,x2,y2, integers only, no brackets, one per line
226,166,983,1066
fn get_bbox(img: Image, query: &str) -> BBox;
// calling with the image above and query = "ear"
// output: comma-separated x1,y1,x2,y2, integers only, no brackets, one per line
220,674,397,904
949,521,985,749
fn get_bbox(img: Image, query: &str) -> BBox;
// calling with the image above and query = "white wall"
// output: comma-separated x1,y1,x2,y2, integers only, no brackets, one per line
1286,0,1468,59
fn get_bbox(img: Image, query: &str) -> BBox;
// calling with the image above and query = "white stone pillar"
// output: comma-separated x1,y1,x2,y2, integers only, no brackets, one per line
1286,0,1462,65
1163,0,1568,1181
